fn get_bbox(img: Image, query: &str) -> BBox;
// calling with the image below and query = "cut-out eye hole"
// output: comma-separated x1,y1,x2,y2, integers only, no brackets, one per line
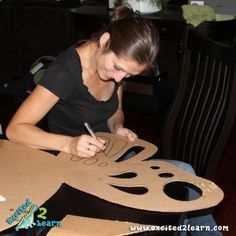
151,166,160,170
159,173,174,178
164,181,202,201
110,185,148,195
116,146,144,162
109,172,137,179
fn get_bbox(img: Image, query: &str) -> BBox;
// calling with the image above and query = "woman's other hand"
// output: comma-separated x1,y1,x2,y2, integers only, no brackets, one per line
113,124,138,141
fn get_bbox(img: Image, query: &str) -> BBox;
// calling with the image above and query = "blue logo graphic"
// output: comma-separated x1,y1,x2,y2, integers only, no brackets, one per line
5,199,61,231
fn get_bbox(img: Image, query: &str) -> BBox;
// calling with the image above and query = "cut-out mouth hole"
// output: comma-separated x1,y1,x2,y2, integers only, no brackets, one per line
116,146,144,162
110,185,148,195
164,181,202,201
109,172,137,179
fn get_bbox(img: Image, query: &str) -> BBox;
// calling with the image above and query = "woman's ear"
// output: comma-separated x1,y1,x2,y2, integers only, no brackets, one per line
99,32,110,48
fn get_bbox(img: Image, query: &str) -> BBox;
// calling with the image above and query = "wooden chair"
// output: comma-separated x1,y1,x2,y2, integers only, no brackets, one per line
160,20,236,180
194,19,236,45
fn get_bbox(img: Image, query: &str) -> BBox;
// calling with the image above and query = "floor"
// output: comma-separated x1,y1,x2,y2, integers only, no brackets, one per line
0,93,235,235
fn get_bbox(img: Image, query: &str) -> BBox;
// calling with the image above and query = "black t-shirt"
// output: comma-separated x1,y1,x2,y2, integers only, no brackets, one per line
39,46,119,136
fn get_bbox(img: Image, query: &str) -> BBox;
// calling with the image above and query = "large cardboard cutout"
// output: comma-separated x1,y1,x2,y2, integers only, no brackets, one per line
47,215,153,236
0,133,224,234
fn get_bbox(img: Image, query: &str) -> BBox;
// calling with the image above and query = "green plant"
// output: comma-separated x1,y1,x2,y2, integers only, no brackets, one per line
114,0,162,8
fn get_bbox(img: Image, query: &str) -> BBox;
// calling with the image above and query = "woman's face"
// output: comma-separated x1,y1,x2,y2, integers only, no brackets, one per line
96,51,147,83
95,32,148,83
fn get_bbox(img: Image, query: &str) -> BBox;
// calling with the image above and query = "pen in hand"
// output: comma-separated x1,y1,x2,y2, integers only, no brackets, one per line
84,122,106,152
84,122,97,139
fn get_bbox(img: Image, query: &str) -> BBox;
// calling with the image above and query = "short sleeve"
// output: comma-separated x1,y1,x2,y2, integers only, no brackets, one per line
39,63,74,101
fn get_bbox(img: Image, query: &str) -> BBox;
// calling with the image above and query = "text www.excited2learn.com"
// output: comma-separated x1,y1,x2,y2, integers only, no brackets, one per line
129,224,229,233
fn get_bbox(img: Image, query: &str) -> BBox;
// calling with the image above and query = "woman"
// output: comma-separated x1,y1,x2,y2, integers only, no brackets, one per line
6,5,159,157
6,4,221,235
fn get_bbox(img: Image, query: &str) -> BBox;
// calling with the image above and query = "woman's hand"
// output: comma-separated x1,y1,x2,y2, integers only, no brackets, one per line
113,124,138,141
67,134,106,157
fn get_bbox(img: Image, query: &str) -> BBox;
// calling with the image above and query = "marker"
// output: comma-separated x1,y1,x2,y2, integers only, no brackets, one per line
84,122,97,139
84,122,106,153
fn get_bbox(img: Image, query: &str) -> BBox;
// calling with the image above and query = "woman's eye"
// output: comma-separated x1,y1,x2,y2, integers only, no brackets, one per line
114,65,122,71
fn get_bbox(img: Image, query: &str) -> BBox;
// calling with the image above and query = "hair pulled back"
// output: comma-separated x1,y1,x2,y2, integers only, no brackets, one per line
95,4,160,67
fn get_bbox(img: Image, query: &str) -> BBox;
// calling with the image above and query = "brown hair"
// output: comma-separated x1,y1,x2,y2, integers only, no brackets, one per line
94,4,160,67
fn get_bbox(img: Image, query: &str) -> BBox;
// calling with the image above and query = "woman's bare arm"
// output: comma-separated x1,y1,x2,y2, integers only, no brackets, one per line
6,85,74,152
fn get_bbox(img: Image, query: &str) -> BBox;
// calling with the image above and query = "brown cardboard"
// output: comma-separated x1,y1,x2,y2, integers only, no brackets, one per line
0,133,224,232
48,215,150,236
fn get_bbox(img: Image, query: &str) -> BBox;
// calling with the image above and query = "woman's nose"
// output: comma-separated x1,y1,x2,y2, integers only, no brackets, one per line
114,71,127,82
